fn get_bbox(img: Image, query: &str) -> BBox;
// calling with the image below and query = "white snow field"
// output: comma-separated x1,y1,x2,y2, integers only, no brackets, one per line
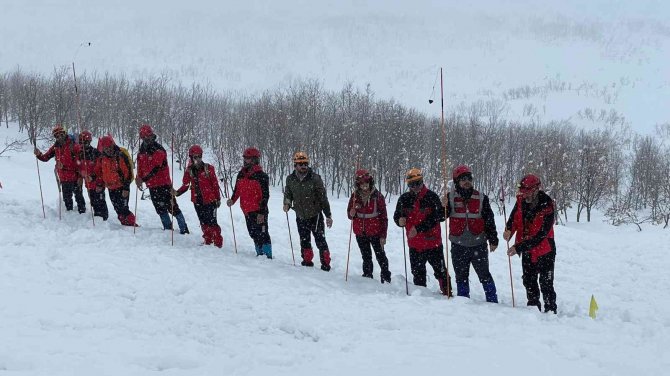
1,124,669,375
1,0,669,133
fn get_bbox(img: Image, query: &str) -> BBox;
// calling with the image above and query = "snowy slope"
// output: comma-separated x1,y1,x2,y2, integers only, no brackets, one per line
2,0,669,133
1,125,669,375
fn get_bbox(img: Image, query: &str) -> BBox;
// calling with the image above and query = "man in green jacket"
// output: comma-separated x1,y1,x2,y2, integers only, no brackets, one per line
283,151,333,271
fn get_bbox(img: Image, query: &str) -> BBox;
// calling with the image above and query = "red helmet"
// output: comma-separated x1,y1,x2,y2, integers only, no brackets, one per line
243,147,261,158
188,144,203,157
452,165,472,181
97,135,115,151
355,169,374,186
52,124,66,137
518,174,541,193
79,130,92,143
139,124,154,139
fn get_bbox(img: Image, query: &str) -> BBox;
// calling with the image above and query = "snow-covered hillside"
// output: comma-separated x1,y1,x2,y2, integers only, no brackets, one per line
1,125,668,375
2,0,669,133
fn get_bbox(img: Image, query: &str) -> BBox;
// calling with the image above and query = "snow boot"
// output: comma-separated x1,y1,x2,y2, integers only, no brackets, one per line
301,248,314,267
262,243,273,259
362,272,373,279
527,300,541,311
175,212,189,234
320,250,331,272
380,270,392,284
483,281,498,303
457,282,470,298
212,225,223,248
159,212,172,230
255,245,264,256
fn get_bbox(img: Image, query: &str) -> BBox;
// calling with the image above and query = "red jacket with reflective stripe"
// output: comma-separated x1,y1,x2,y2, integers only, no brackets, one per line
136,142,171,188
177,163,220,205
347,189,388,238
507,191,555,263
448,189,485,236
393,185,444,251
37,138,79,182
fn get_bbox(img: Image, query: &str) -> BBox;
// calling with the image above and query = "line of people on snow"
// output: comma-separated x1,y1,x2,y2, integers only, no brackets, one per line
35,123,558,314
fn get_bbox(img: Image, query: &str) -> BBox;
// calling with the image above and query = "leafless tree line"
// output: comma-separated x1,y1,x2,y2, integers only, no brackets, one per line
1,67,669,228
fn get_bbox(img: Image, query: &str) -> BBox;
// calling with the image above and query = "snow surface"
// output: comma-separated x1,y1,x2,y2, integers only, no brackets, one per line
2,0,669,133
1,125,669,375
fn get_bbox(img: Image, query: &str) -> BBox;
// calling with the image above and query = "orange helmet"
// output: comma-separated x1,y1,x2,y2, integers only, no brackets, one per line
293,151,309,164
405,168,423,183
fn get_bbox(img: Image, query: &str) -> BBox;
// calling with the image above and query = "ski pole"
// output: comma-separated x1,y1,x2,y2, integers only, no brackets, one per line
170,132,175,246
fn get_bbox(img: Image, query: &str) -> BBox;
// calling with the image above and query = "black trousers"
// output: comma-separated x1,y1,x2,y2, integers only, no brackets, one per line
296,215,328,251
245,212,271,247
194,203,218,225
451,243,495,285
87,188,109,220
149,185,182,216
356,235,389,276
61,181,86,213
409,246,448,286
522,247,557,311
109,187,131,217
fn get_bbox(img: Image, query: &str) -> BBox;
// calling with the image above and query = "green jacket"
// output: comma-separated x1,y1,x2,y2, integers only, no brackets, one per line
283,168,332,219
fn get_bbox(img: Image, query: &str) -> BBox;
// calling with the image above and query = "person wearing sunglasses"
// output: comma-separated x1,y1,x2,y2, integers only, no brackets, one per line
227,147,273,259
34,124,87,214
136,124,189,234
283,151,333,271
442,165,499,303
393,168,452,296
503,174,557,314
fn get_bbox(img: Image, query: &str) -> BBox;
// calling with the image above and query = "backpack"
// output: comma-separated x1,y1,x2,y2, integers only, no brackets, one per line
119,147,135,183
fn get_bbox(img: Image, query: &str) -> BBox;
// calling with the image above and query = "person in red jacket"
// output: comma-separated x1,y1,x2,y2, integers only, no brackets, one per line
34,124,86,213
94,135,138,227
226,147,272,258
504,174,557,313
135,124,189,234
175,145,223,248
443,165,499,303
76,130,108,221
347,169,390,283
393,168,452,296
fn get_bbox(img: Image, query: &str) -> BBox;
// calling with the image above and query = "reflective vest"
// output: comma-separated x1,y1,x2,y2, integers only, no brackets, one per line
448,188,487,247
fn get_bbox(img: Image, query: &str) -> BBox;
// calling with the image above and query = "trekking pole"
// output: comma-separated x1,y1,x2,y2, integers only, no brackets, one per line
220,151,238,254
170,132,175,246
401,228,410,296
500,175,516,307
54,167,62,220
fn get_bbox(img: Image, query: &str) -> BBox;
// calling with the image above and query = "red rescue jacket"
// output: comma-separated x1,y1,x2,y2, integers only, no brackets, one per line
177,162,220,205
347,189,388,238
37,138,79,182
393,185,444,251
136,141,171,188
230,164,269,215
507,191,555,263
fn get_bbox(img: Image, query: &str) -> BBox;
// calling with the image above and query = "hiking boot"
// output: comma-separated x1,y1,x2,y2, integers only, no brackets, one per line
362,273,373,279
380,271,392,284
320,264,331,272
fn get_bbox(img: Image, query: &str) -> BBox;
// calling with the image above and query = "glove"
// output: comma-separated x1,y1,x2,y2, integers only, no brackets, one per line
408,226,417,239
398,217,406,227
283,204,290,213
489,243,498,253
507,245,517,257
34,148,41,157
56,161,64,170
256,214,265,224
380,238,386,247
122,190,129,198
226,199,233,207
326,217,333,228
348,208,357,217
215,200,221,208
503,229,512,241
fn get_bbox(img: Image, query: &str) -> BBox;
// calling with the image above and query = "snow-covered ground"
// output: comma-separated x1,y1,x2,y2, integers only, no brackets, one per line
1,125,669,375
2,0,669,133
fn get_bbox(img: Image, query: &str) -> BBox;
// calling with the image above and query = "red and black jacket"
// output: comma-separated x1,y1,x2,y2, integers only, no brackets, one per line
136,141,171,189
177,162,221,205
347,189,388,238
393,185,444,251
76,144,101,190
37,137,79,182
230,164,269,215
505,190,556,263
